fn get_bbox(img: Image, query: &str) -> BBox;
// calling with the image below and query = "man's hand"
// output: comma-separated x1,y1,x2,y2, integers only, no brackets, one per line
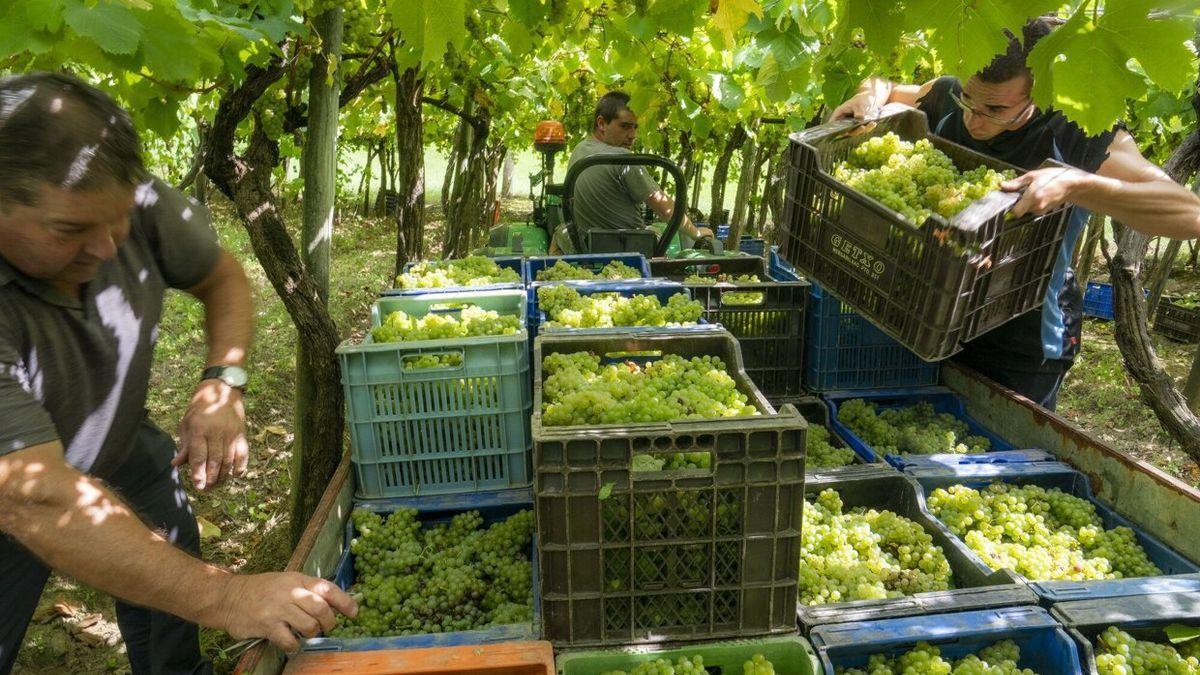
830,90,883,122
216,572,358,653
695,226,715,238
1002,167,1092,218
174,379,248,491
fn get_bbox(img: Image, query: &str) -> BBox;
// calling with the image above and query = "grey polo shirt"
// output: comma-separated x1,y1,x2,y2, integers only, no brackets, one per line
0,179,220,480
567,137,660,243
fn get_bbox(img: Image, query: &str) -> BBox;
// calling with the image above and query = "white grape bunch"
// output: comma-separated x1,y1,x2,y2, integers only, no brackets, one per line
395,255,521,289
799,488,954,605
926,482,1162,581
372,305,521,343
839,398,990,455
536,259,642,281
837,640,1037,674
537,285,703,329
832,132,1015,225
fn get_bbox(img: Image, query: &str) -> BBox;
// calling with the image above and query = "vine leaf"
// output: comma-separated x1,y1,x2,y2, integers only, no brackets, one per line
63,0,143,56
1103,0,1196,94
906,0,1059,79
836,0,905,58
712,0,762,46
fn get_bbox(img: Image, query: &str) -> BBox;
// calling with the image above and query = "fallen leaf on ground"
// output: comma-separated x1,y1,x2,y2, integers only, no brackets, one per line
197,516,222,540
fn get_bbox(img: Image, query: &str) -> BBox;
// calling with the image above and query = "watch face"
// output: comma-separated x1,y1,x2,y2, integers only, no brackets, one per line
220,366,248,388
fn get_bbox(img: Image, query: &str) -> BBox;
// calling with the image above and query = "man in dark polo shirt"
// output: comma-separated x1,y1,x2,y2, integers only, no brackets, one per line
830,17,1200,409
0,73,355,673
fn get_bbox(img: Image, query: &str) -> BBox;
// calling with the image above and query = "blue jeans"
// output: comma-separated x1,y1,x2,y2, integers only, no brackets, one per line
0,421,211,675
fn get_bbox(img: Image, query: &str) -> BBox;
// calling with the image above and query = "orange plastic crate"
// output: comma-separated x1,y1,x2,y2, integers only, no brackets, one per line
283,640,554,675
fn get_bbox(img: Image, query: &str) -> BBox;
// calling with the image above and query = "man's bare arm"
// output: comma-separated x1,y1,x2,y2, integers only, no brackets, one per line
830,78,938,121
646,191,711,239
0,441,355,651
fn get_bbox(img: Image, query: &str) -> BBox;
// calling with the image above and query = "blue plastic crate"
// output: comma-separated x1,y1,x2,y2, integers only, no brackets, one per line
384,256,527,296
892,449,1057,474
823,388,1015,466
768,247,800,281
1082,282,1149,321
524,253,650,283
338,289,532,499
908,462,1200,599
528,279,708,339
810,606,1084,674
301,491,540,653
1054,590,1200,675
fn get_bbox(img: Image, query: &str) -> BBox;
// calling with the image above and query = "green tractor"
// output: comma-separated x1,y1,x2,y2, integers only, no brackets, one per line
477,120,743,260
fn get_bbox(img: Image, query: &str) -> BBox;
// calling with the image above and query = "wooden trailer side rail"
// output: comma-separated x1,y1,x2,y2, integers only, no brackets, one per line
943,362,1200,562
234,452,354,675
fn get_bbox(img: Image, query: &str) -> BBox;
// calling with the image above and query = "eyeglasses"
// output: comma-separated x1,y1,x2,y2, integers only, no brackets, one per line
950,91,1033,126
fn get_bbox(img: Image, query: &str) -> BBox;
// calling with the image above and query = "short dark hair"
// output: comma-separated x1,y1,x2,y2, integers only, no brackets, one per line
594,91,632,130
977,17,1056,85
0,72,146,208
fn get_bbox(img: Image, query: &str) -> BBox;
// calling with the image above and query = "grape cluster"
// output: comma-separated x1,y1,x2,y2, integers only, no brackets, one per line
537,285,703,329
806,422,856,469
799,489,954,605
684,273,765,305
832,132,1015,224
540,351,759,426
838,640,1036,674
535,259,642,281
838,399,991,455
926,482,1162,581
372,305,521,343
600,654,774,675
402,353,464,370
632,452,713,472
1094,626,1200,674
327,508,534,639
395,256,521,289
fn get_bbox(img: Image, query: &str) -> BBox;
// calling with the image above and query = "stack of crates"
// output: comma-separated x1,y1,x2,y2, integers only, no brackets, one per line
1156,296,1200,343
531,329,807,649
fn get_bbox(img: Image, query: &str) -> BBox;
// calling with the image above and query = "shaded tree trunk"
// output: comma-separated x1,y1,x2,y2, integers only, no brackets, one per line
1147,238,1182,320
1075,212,1104,288
358,142,374,217
710,124,747,226
392,62,425,274
501,153,516,198
728,134,757,246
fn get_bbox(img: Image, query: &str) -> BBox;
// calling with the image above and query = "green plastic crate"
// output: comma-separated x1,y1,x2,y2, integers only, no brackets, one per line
337,289,533,499
555,636,821,674
532,329,807,648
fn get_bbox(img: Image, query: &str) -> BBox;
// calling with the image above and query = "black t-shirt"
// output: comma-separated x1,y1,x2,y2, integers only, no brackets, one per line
916,77,1120,369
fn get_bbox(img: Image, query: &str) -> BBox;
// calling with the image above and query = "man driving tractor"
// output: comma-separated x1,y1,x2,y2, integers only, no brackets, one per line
551,91,713,253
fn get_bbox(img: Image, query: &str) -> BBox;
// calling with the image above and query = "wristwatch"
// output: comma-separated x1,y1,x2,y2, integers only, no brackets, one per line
201,365,248,392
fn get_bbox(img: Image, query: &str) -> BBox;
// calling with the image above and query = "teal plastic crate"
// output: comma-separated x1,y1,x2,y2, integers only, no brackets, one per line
337,289,533,499
555,636,821,674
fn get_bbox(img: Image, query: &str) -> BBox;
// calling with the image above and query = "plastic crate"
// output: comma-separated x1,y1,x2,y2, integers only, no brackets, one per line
528,279,707,339
823,388,1015,466
797,467,1031,632
892,448,1057,474
285,641,556,674
804,284,941,392
337,289,532,499
908,462,1200,600
1054,591,1200,675
1155,298,1200,343
778,109,1073,361
1082,282,1114,320
649,256,771,282
532,329,806,647
773,395,873,472
525,253,651,283
1031,574,1200,604
385,256,527,296
301,492,539,653
555,635,820,675
810,606,1084,674
769,247,801,282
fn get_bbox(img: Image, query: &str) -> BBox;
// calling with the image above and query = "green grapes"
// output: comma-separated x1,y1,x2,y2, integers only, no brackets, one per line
799,489,954,605
806,422,856,469
832,132,1015,225
684,273,765,305
837,640,1036,674
631,451,712,472
327,508,534,639
395,256,521,289
537,285,703,329
926,482,1162,581
541,351,759,426
839,399,991,455
599,654,774,675
535,259,642,281
1094,626,1200,674
372,305,521,343
402,353,463,369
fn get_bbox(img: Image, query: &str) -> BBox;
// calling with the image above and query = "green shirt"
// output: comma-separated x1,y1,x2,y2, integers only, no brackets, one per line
0,179,220,479
566,137,660,246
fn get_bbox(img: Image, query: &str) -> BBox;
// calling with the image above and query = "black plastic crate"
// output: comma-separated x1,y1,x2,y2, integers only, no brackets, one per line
1054,590,1200,675
651,257,809,398
531,329,806,648
1155,298,1200,343
774,395,874,473
777,110,1072,361
797,466,1031,632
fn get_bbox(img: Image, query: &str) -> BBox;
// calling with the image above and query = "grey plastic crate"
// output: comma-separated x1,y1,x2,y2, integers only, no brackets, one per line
797,467,1032,632
1054,590,1200,675
532,329,806,648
